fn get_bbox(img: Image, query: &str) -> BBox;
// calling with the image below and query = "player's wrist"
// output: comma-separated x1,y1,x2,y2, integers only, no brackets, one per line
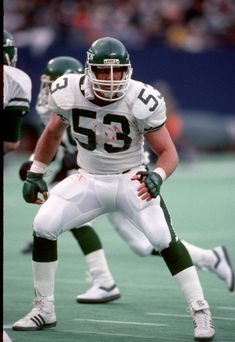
30,160,47,174
153,167,166,182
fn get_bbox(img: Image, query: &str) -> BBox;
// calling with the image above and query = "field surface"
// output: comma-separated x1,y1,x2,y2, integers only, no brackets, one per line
3,153,235,342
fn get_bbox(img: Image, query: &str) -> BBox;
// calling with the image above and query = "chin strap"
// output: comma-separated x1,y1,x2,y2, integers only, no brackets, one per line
82,76,95,100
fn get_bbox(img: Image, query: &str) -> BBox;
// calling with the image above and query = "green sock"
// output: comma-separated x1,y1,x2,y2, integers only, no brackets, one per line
71,225,102,255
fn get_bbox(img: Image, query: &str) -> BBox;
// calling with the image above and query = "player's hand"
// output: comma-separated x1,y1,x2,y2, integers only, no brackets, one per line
23,171,48,204
19,161,33,181
131,170,162,201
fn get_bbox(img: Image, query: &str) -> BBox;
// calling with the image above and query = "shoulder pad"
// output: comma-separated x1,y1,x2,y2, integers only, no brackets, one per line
128,80,165,120
4,65,32,90
50,74,81,110
4,65,32,104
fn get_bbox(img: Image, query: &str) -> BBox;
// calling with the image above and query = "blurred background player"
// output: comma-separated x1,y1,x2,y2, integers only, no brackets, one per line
18,56,121,304
3,30,32,155
107,212,234,292
3,28,32,342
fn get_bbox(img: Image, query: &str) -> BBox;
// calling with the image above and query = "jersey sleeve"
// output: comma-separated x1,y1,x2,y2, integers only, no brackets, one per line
47,74,79,124
47,92,70,124
130,82,167,133
142,94,166,133
4,67,32,113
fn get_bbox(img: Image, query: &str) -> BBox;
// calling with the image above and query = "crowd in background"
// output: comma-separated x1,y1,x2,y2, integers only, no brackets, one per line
4,0,235,154
4,0,235,53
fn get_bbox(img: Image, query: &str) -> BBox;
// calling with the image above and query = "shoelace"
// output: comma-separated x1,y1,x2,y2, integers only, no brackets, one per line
33,298,43,307
21,299,43,320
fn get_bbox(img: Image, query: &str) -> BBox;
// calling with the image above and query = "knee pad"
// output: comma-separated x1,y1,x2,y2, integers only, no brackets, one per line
33,233,57,262
161,240,193,276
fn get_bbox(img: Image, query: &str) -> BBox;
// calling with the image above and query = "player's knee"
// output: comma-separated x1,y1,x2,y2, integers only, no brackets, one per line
161,240,193,275
146,227,173,253
33,213,60,240
33,233,57,262
33,225,58,240
129,242,153,256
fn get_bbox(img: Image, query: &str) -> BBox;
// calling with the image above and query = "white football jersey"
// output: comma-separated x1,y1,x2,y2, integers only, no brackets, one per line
4,65,32,112
48,74,166,174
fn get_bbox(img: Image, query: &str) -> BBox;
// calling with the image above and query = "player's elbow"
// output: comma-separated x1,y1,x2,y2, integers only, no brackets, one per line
173,151,180,173
174,149,180,167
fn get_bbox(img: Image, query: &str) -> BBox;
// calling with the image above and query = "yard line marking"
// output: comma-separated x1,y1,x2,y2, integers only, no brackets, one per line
146,313,189,318
145,312,235,321
74,318,167,327
3,325,12,329
216,306,235,311
62,329,191,340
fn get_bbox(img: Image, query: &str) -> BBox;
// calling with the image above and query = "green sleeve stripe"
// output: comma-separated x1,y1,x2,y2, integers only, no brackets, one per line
5,105,29,111
9,97,30,103
144,121,166,134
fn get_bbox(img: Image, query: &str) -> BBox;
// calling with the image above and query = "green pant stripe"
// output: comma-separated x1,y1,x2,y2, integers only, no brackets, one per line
159,195,177,244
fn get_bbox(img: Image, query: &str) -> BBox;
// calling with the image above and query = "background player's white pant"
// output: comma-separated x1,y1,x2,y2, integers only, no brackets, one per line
107,212,154,256
34,167,177,252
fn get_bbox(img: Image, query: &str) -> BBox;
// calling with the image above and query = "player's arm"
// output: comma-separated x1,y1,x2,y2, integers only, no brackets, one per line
3,109,24,154
33,112,68,165
23,113,68,204
145,125,179,178
132,125,179,201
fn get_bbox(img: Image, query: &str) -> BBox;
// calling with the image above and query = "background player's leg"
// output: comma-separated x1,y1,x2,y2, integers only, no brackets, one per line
72,226,121,303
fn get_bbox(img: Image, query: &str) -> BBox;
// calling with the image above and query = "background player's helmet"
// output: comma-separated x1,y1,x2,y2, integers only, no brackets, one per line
40,56,84,87
37,56,84,123
86,37,133,101
3,30,17,67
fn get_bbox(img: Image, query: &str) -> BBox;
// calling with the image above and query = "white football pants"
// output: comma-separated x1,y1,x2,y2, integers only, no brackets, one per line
33,167,177,252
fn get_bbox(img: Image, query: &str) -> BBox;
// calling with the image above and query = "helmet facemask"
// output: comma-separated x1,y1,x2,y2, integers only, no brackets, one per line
86,37,133,102
4,31,17,67
39,74,53,95
36,74,53,119
38,73,55,108
87,62,132,101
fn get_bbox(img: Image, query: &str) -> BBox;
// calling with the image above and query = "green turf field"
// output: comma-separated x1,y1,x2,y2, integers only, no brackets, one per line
3,152,235,342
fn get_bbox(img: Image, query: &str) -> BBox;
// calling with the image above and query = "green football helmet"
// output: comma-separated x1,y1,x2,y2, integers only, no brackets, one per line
86,37,132,101
40,56,84,87
4,30,17,67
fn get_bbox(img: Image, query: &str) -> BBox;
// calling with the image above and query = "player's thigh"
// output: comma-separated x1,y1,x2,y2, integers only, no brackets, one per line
33,174,104,239
118,178,177,251
133,197,177,251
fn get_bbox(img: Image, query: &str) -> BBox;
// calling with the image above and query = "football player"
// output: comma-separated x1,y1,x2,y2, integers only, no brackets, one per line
3,30,32,154
13,37,217,340
19,56,121,304
19,59,234,300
